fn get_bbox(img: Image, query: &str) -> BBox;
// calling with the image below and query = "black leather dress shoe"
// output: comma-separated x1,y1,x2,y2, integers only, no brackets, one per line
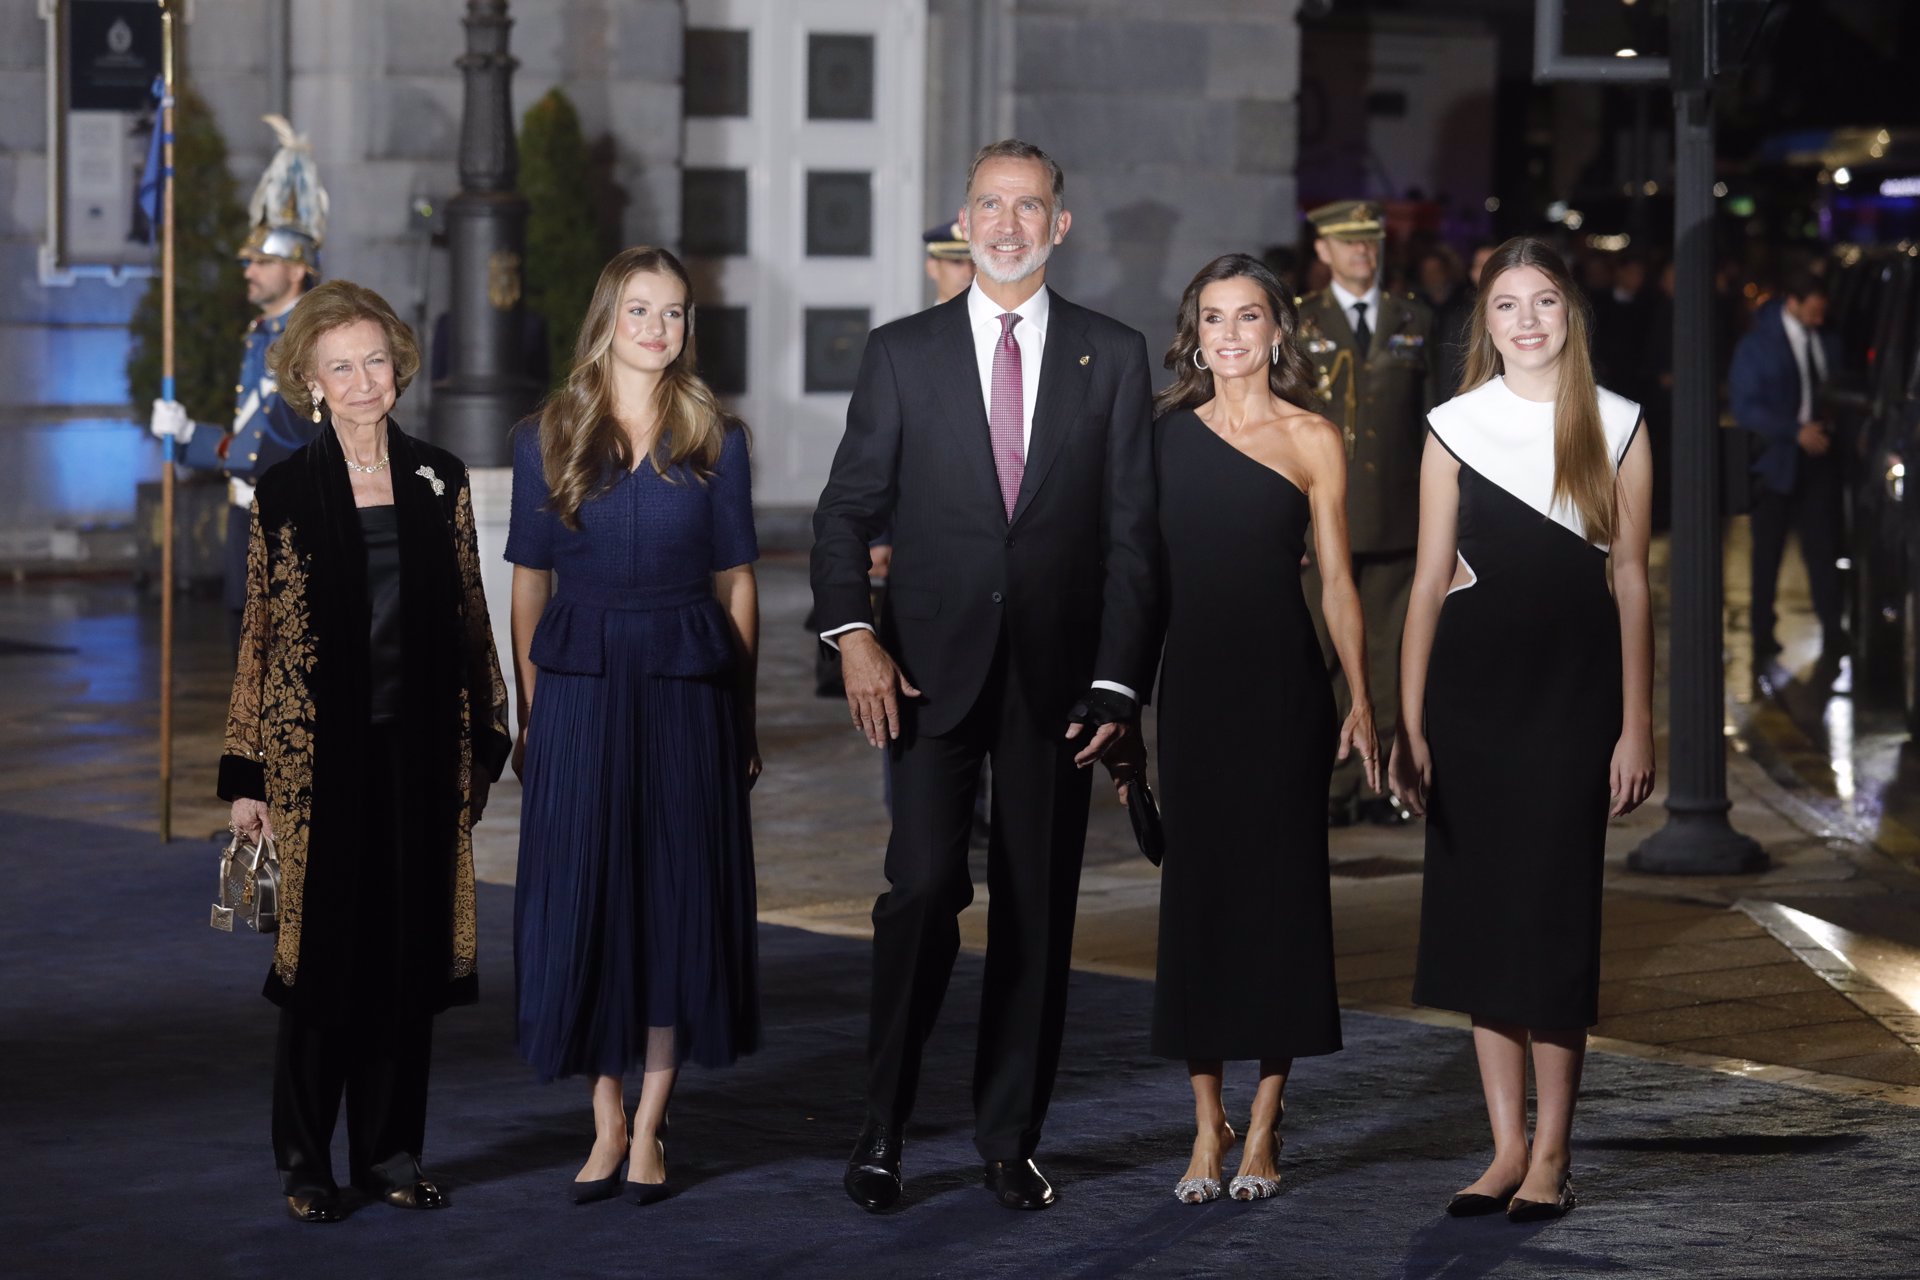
358,1175,448,1210
844,1121,903,1211
984,1158,1055,1210
285,1190,344,1223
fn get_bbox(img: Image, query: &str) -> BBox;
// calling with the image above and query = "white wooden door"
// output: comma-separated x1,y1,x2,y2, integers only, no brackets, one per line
683,0,928,509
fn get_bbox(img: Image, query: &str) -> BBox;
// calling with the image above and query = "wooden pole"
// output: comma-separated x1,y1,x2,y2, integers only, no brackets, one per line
158,0,177,843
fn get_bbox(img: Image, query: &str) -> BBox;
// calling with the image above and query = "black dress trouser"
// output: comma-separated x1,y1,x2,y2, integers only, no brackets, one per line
1750,451,1844,651
866,631,1095,1162
273,1009,433,1196
271,724,434,1196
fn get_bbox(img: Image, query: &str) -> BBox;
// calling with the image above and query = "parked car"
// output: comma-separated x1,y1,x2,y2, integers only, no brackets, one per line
1823,244,1920,730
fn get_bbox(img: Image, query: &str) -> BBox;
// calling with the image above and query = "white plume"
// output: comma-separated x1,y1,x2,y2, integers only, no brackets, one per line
248,114,329,244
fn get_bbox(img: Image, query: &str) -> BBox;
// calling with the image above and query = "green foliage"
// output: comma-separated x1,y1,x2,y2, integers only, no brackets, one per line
125,86,253,423
521,89,611,389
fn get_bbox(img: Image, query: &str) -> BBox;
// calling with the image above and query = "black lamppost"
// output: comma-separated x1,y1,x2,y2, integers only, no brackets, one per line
429,0,539,466
1628,0,1767,875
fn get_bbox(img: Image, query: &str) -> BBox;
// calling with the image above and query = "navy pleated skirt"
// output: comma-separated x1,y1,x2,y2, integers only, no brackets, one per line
513,608,760,1081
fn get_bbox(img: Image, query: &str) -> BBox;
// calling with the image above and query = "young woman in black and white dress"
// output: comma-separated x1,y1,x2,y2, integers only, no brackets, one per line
1390,237,1654,1223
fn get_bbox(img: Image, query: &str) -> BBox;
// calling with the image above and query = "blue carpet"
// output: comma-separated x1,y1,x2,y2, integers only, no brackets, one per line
1,809,1914,1279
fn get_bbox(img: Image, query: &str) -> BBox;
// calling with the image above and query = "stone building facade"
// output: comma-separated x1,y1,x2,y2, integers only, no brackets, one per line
2,0,1300,562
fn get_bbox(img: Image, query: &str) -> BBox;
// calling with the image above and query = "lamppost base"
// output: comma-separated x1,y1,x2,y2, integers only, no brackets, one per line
1629,810,1769,876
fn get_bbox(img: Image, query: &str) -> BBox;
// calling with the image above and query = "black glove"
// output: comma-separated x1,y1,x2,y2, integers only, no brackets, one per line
1067,687,1135,732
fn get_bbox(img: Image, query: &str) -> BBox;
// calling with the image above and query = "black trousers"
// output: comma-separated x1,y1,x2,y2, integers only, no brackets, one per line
867,634,1093,1162
272,1007,433,1195
1750,453,1844,650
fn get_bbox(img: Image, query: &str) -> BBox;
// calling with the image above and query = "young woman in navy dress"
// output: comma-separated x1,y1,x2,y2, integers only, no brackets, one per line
507,246,761,1205
1391,237,1654,1222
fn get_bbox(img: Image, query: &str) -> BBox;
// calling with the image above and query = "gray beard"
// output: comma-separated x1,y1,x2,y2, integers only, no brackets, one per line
971,238,1053,286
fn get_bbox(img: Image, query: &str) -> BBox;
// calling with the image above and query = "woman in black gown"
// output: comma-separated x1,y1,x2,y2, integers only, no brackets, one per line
1110,254,1379,1203
1391,238,1654,1222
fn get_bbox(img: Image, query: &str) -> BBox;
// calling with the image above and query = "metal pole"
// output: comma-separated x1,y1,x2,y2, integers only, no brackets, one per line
157,0,177,843
1629,0,1765,875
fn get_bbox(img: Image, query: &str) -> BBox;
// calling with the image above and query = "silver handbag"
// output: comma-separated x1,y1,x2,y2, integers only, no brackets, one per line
211,832,280,934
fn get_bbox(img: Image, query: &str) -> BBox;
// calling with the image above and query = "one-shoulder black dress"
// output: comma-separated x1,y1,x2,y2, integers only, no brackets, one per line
1151,409,1343,1061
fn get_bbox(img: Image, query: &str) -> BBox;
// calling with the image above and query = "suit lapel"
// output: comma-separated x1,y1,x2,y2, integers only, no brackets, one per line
926,296,1004,512
1010,290,1092,527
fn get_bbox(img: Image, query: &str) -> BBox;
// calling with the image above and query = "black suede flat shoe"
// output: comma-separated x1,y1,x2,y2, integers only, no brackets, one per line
1445,1187,1517,1218
1506,1174,1576,1223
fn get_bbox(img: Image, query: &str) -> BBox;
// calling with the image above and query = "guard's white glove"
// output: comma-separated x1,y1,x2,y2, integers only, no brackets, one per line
149,398,195,445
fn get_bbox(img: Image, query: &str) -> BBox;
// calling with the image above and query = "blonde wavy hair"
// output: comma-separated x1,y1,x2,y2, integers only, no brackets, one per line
267,280,421,416
1459,237,1616,546
538,246,733,530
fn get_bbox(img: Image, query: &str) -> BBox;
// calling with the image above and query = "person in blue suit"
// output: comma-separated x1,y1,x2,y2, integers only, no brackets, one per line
148,116,328,653
1730,268,1845,663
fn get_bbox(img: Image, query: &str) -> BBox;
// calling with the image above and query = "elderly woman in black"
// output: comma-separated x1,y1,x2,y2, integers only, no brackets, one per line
219,280,512,1222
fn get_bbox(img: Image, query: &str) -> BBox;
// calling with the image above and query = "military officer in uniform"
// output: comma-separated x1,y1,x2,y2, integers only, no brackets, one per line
149,116,329,653
923,220,975,305
1297,200,1440,826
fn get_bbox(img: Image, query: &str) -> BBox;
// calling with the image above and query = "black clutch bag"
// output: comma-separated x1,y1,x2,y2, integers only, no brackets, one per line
1127,779,1165,867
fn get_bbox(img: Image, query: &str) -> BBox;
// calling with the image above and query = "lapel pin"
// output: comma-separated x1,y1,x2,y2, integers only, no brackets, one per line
1079,354,1091,366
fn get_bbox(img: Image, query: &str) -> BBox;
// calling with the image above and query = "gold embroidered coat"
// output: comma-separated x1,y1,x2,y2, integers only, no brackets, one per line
219,424,511,1021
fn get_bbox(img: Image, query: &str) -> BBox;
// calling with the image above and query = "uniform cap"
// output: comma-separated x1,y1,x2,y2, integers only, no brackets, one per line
1306,200,1386,241
923,220,970,261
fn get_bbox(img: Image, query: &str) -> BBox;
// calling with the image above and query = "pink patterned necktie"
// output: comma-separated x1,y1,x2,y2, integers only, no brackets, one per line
990,312,1025,518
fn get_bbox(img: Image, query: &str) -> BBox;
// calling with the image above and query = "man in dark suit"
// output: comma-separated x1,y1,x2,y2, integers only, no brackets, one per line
1732,268,1845,663
1296,200,1440,826
811,139,1157,1213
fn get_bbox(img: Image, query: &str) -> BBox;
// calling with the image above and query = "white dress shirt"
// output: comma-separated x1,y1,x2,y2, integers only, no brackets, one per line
820,281,1136,703
1780,309,1828,425
1330,278,1382,350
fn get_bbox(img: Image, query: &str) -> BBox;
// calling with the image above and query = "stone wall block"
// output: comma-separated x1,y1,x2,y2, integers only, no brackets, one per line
613,1,685,82
1234,97,1296,175
0,71,47,153
1207,21,1299,101
1012,16,1207,94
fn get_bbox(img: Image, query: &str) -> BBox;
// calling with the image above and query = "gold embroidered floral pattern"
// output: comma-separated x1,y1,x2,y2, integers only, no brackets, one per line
447,480,508,980
221,457,507,998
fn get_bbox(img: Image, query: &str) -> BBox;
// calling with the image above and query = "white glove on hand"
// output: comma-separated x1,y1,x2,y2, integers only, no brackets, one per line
149,399,195,445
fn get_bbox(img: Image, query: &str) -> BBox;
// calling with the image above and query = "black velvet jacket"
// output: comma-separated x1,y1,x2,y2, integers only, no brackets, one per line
218,423,512,1021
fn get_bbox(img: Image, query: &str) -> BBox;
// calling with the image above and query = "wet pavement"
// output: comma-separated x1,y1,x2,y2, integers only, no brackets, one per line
5,520,1920,1103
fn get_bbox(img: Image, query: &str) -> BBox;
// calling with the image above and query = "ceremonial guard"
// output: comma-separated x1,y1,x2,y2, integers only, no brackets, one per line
1296,200,1440,825
149,116,329,651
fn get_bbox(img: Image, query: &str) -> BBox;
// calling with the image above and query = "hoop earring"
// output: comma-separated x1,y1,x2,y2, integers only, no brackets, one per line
1270,342,1281,365
1192,348,1206,371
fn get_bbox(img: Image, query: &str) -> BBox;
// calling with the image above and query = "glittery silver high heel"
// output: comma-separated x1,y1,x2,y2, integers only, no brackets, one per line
1173,1123,1236,1204
1229,1106,1284,1201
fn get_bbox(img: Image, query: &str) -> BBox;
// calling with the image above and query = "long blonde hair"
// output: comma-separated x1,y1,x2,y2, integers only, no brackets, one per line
1459,237,1615,545
537,246,733,530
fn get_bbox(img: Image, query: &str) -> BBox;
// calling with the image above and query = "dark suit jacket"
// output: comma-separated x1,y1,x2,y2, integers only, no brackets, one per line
810,288,1158,739
1296,288,1440,554
1730,300,1841,496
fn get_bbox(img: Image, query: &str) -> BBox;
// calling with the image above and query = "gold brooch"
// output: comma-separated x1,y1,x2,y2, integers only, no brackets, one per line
1079,354,1091,366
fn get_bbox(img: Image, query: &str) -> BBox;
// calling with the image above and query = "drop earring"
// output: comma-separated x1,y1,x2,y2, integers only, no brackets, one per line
310,393,323,424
